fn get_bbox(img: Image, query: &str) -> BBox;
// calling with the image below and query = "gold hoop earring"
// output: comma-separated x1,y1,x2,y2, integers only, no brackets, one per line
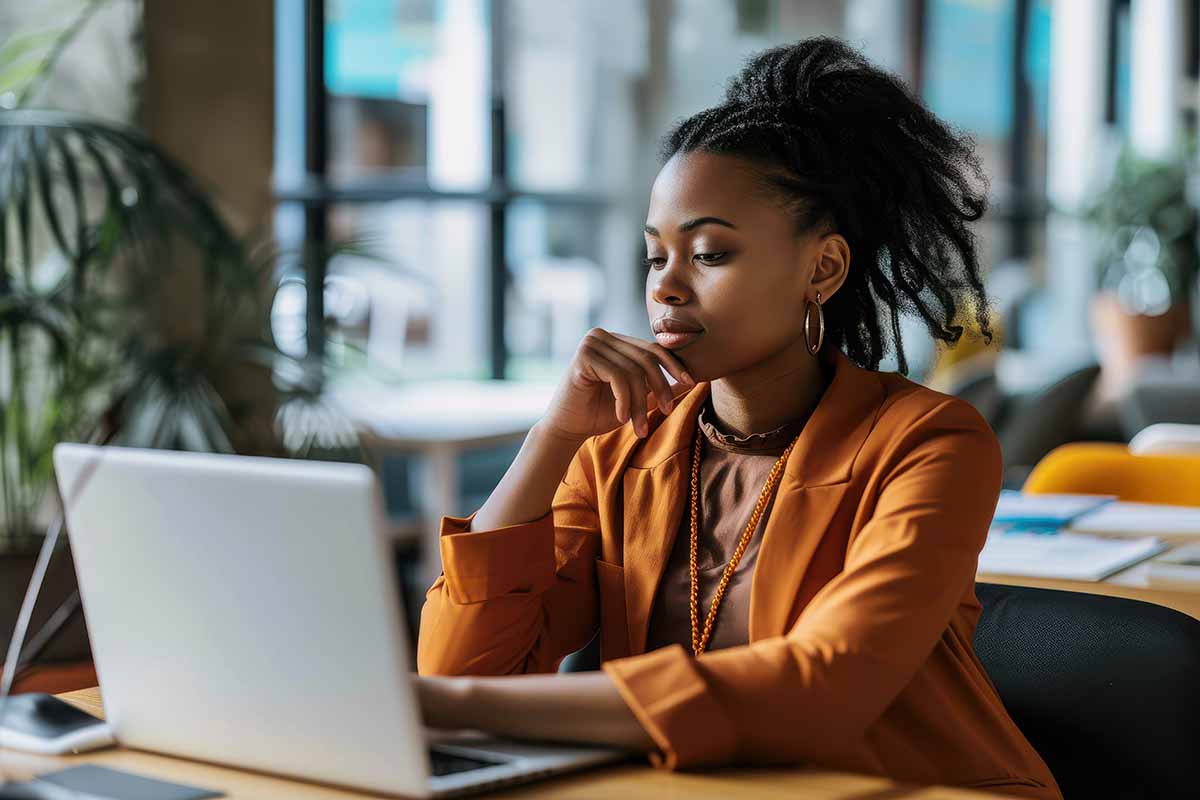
804,290,824,355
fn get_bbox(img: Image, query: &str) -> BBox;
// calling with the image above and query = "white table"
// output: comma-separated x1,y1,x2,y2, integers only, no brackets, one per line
327,378,558,585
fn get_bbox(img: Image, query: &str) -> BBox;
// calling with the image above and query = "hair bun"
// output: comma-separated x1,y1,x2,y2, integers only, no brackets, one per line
723,38,856,111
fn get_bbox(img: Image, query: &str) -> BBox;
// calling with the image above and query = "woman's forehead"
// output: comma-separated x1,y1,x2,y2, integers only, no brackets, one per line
647,151,790,233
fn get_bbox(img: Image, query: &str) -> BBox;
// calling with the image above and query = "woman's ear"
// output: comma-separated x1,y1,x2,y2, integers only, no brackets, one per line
809,233,850,302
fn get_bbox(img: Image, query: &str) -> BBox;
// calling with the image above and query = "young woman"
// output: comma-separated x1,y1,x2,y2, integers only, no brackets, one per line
414,38,1062,799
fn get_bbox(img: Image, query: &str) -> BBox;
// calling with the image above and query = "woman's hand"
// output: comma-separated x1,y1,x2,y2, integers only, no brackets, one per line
413,672,655,753
541,328,695,441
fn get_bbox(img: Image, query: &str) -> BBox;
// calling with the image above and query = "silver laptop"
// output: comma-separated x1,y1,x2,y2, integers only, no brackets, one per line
53,443,625,798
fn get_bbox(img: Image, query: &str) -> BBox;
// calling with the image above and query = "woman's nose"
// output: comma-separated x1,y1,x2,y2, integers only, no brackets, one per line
649,259,691,306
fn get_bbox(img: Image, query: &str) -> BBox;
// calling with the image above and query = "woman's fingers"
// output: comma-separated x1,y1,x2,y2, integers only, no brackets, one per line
598,331,693,416
599,346,649,435
607,331,693,388
602,336,677,415
590,340,648,434
581,340,634,425
578,327,696,437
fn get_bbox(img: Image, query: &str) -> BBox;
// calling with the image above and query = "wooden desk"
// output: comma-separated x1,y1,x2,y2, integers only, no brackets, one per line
0,688,1014,799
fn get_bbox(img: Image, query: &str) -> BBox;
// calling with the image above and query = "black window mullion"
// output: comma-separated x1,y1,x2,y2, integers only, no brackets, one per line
488,0,508,380
488,102,508,380
1009,0,1033,261
303,0,328,365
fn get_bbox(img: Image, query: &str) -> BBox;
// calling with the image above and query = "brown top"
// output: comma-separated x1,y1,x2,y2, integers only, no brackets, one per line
645,400,812,653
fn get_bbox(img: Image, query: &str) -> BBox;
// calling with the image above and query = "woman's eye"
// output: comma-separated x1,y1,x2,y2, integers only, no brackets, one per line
641,257,666,269
694,251,727,264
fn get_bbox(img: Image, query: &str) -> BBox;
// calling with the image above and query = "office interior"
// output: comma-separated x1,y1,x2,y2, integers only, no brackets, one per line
1,0,1199,798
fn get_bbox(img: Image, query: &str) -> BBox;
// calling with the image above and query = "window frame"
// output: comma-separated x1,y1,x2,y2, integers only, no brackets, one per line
275,0,612,380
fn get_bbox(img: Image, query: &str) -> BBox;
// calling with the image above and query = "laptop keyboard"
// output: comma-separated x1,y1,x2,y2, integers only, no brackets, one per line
429,746,509,777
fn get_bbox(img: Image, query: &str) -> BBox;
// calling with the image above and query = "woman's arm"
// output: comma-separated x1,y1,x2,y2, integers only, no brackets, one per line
415,671,656,753
416,450,603,675
419,330,692,677
418,412,607,677
470,422,589,532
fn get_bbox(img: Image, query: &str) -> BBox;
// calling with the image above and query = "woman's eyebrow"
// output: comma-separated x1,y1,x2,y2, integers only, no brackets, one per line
643,216,739,237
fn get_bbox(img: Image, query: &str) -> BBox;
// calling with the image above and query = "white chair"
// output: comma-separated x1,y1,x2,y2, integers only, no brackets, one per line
1129,423,1200,455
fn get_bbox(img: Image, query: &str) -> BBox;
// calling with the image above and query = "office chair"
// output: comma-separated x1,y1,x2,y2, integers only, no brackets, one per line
1023,442,1200,506
996,363,1102,472
974,583,1200,800
562,583,1200,799
943,360,1103,489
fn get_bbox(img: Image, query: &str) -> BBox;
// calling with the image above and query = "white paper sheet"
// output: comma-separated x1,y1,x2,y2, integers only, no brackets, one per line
1068,501,1200,537
978,530,1168,581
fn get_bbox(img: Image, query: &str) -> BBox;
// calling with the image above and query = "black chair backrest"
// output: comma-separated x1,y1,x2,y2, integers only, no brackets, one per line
974,583,1200,800
997,362,1101,469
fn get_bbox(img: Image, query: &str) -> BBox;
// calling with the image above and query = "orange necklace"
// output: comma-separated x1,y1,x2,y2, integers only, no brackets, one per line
688,425,802,656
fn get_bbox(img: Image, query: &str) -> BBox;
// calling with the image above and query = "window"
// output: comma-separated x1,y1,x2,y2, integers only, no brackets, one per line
921,0,1053,272
273,0,633,382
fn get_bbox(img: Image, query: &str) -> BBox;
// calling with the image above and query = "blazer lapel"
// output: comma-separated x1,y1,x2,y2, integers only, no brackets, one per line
620,382,710,656
615,348,887,650
749,348,887,639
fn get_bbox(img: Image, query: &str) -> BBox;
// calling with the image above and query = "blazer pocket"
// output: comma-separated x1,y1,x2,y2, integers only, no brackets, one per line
595,559,630,661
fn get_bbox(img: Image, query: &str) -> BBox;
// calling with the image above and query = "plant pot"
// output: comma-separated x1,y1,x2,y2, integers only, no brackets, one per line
1089,290,1193,402
0,537,92,671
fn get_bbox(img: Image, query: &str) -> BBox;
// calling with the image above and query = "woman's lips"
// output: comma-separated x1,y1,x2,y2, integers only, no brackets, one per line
654,331,702,350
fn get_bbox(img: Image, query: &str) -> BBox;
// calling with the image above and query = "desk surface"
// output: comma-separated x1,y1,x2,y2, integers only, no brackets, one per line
328,379,556,444
0,689,1013,799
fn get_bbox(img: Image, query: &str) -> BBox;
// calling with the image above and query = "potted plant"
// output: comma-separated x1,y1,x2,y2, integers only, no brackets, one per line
1086,145,1200,400
0,3,358,688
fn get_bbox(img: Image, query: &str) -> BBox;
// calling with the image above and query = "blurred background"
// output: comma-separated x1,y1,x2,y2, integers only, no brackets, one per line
3,0,1200,686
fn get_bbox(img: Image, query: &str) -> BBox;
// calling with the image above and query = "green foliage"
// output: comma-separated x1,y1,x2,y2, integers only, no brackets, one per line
1086,145,1200,315
0,5,422,546
0,1,286,546
0,109,277,546
0,0,96,104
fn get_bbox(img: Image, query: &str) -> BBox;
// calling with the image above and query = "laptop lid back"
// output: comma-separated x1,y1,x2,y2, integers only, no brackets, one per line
53,443,431,797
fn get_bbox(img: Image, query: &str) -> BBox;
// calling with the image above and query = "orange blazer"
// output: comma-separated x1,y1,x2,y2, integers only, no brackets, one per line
418,348,1062,799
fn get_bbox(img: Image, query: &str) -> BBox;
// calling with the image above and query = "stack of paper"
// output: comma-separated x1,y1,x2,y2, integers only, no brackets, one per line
992,490,1116,531
1068,501,1200,538
978,530,1168,581
1146,544,1200,589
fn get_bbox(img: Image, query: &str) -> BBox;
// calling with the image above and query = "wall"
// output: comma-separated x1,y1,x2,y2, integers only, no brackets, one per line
140,1,279,452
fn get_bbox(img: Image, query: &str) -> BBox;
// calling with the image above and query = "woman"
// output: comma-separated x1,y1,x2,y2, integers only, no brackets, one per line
415,37,1062,799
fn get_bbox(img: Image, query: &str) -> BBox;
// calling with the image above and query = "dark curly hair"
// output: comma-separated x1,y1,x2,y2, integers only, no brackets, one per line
661,36,994,374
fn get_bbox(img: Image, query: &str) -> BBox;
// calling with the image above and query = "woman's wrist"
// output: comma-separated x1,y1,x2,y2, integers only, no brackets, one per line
418,672,655,753
418,674,477,729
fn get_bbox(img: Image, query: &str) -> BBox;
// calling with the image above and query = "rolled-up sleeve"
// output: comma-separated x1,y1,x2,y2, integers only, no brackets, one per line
603,400,1002,769
417,442,602,676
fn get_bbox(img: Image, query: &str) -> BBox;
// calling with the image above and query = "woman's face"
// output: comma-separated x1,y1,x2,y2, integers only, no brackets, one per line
643,150,844,382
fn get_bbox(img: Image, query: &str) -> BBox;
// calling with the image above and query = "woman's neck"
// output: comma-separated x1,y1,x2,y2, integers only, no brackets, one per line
707,339,831,437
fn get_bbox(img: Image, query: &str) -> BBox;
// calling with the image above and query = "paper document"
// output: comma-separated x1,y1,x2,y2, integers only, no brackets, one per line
978,530,1168,581
1068,501,1200,537
992,491,1116,529
1146,544,1200,590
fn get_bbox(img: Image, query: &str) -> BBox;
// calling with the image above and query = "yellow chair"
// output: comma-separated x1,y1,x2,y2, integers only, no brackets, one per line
1023,442,1200,506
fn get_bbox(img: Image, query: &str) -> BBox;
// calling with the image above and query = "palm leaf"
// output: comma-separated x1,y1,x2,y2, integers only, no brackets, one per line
0,0,104,105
